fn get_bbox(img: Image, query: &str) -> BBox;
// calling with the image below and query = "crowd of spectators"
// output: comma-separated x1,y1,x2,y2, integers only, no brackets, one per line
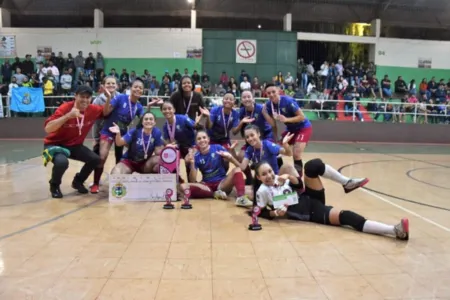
1,51,449,124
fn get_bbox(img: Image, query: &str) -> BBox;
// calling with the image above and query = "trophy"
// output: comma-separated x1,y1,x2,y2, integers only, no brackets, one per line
163,188,175,209
248,206,262,231
180,188,192,209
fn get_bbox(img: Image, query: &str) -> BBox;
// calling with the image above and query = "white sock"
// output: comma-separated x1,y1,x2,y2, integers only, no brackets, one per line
322,164,349,185
362,220,395,235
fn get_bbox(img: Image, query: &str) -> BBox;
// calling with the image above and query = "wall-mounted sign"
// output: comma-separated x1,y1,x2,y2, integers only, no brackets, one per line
90,40,102,45
418,57,432,69
0,35,17,57
236,39,257,64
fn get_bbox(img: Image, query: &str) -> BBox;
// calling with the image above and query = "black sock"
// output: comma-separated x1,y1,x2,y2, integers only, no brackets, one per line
294,159,303,175
277,157,284,169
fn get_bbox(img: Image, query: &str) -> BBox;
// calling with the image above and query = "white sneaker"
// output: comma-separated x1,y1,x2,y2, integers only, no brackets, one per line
394,218,409,241
235,195,253,207
214,190,228,200
343,178,369,194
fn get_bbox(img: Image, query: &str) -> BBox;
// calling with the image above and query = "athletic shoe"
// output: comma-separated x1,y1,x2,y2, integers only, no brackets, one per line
213,190,228,200
343,178,369,193
72,175,89,194
235,195,253,207
90,184,99,194
50,184,63,198
394,218,409,241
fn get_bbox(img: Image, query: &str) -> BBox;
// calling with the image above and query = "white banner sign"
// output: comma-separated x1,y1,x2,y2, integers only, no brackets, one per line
0,35,17,57
236,39,257,64
109,173,177,203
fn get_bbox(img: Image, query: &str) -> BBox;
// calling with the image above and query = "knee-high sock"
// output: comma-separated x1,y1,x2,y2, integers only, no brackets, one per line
322,164,349,185
362,220,395,235
233,172,245,197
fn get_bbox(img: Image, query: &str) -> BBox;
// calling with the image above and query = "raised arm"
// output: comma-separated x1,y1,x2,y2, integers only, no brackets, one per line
44,107,78,133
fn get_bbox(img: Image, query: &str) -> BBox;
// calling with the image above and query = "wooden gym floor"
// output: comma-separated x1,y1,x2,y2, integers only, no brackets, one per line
0,140,450,300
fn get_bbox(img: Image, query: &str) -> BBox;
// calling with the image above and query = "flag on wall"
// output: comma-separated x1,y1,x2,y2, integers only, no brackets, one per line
11,87,45,113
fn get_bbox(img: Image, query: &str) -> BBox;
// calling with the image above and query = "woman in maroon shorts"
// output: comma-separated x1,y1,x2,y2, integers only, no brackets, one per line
109,111,164,174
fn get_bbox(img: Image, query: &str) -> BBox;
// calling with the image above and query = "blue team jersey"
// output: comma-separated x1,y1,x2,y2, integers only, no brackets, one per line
101,94,144,136
208,106,240,143
122,127,164,162
194,144,228,183
239,103,273,140
162,114,196,148
264,95,311,132
245,139,281,174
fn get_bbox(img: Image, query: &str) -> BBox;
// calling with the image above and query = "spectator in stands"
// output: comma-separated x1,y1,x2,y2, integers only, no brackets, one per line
74,51,84,88
84,52,95,75
251,77,262,97
47,61,60,84
183,68,190,77
297,58,308,90
394,76,408,97
7,77,18,101
306,61,314,86
60,69,73,95
344,60,357,85
408,79,416,95
159,76,172,97
13,67,26,85
149,76,160,96
191,70,200,84
228,77,237,91
201,76,211,96
120,69,129,88
381,75,392,100
55,52,65,73
172,69,182,82
162,70,171,82
419,78,431,99
427,77,437,98
129,71,137,83
239,70,251,83
285,72,294,86
219,71,228,86
66,53,75,75
95,52,104,78
30,73,40,88
22,55,34,76
1,59,12,84
11,57,22,73
275,71,284,85
201,72,210,82
21,76,32,87
240,76,251,92
343,86,363,122
35,50,44,65
109,68,119,79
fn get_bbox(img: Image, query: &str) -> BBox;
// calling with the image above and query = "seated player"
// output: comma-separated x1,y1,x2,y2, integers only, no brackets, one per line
183,130,253,207
252,159,409,240
109,111,163,174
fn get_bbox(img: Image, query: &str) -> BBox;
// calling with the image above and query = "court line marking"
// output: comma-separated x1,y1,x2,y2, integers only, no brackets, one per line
360,188,450,233
406,167,450,191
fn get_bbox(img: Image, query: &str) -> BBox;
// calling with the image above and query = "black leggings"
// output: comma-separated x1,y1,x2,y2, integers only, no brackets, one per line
45,144,100,186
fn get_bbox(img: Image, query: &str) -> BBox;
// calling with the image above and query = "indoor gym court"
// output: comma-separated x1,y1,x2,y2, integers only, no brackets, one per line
0,140,449,300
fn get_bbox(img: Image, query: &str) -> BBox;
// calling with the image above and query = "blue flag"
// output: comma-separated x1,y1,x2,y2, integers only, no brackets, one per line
11,87,45,113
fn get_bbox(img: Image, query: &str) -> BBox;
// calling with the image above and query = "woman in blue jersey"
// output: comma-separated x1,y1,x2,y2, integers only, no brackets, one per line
183,130,253,207
109,111,164,174
262,83,312,176
90,79,145,193
238,125,293,175
251,161,408,240
206,92,240,150
160,101,206,181
235,91,275,183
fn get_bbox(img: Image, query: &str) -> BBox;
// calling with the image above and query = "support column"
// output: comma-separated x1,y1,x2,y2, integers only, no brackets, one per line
191,9,197,29
0,8,12,28
283,13,292,32
370,18,381,38
94,8,104,28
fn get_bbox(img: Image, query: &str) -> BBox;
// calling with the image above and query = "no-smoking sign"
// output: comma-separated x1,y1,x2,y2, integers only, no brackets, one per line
236,39,257,64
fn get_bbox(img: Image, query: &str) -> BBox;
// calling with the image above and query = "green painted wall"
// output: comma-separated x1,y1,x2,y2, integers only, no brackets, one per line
103,58,201,80
202,30,297,83
0,58,202,82
376,66,450,83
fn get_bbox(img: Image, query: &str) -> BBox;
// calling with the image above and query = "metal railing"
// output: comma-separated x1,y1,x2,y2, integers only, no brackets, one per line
1,95,449,124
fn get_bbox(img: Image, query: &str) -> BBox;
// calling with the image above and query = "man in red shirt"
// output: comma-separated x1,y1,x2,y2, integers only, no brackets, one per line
44,85,105,198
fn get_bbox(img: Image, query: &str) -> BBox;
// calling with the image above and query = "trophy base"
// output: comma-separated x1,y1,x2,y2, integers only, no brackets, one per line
181,203,193,209
248,224,262,231
163,203,175,209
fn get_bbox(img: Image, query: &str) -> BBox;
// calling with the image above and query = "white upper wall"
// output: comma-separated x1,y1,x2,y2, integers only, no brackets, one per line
1,28,202,58
376,37,450,69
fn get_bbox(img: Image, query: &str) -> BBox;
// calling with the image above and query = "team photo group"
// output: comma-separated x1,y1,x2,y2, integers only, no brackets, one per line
42,74,409,241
